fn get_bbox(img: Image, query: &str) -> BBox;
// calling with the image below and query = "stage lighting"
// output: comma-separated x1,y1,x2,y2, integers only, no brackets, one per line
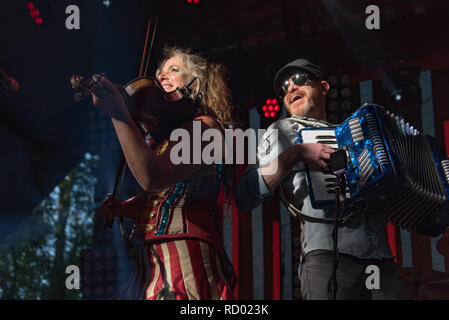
383,68,421,107
102,0,111,8
88,110,119,154
261,98,281,119
186,0,201,6
392,90,403,102
258,97,282,128
329,88,339,99
340,87,351,98
325,73,356,124
26,1,43,26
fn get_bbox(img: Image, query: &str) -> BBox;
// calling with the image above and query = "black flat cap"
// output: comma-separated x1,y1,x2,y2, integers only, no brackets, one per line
273,58,323,96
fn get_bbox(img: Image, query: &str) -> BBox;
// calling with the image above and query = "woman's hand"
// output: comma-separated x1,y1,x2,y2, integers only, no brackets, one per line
91,76,128,119
99,194,125,219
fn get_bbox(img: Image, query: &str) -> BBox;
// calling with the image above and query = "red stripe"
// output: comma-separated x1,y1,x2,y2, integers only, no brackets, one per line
231,164,253,299
231,204,239,299
185,239,211,299
386,222,398,263
394,225,404,269
272,219,281,300
166,241,189,300
232,205,253,299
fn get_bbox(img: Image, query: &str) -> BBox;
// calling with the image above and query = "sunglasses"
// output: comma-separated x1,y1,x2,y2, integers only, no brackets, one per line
280,72,314,97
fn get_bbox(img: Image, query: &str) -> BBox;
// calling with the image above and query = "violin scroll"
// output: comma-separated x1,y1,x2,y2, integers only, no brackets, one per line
70,73,105,101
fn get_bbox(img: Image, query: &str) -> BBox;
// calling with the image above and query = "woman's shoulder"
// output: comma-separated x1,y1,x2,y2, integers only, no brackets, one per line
192,114,223,131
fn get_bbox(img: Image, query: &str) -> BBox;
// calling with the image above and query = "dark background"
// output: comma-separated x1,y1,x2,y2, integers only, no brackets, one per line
1,0,449,241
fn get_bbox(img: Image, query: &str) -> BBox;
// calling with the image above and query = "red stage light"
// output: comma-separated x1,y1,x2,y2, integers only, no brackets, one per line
193,0,200,4
260,97,282,121
27,1,43,26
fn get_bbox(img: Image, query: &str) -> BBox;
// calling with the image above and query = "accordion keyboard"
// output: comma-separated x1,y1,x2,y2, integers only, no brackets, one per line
300,129,350,202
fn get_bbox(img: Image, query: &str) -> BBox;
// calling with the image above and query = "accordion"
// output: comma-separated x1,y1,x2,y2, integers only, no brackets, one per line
298,104,449,236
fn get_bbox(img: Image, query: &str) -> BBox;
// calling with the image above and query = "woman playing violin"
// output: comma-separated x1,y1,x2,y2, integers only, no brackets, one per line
95,46,236,300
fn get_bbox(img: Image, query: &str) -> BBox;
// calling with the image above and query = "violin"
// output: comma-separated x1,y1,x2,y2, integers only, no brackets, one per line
70,72,201,140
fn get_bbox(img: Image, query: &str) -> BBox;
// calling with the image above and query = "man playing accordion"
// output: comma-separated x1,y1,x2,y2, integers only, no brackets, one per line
236,58,409,300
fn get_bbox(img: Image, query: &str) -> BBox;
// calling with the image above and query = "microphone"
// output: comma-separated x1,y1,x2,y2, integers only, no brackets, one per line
182,77,201,102
0,68,20,92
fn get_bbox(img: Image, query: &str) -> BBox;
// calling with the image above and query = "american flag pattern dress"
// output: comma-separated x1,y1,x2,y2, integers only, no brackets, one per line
116,136,235,300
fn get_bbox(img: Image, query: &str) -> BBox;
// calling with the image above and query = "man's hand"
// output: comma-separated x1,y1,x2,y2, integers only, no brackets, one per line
261,142,335,192
298,143,335,172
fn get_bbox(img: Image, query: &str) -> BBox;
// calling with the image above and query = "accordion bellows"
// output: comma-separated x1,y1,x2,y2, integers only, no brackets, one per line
298,104,449,236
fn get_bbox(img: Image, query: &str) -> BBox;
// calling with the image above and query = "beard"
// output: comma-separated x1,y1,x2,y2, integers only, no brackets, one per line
297,90,322,118
299,101,313,117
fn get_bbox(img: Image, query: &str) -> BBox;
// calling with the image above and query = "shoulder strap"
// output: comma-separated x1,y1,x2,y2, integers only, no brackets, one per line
279,184,358,226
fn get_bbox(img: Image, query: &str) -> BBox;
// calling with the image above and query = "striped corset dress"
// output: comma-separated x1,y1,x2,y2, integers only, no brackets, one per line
117,139,236,300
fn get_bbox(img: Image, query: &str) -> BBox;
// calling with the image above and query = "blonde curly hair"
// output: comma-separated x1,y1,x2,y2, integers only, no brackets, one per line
155,46,235,128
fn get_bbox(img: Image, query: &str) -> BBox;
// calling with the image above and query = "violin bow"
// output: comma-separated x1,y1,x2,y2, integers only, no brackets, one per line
103,17,159,234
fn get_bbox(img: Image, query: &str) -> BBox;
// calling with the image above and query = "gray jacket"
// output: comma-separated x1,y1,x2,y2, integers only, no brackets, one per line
236,115,394,260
